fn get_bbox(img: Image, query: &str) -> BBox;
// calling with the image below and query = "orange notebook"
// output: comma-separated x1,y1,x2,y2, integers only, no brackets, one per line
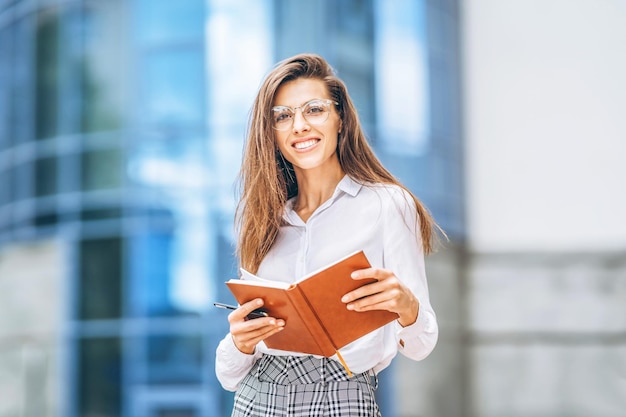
225,250,399,359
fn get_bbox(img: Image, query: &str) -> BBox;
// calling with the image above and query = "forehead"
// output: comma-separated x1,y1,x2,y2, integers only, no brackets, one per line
273,78,330,107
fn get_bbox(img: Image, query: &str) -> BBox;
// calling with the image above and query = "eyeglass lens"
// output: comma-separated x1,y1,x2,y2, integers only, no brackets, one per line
272,100,333,130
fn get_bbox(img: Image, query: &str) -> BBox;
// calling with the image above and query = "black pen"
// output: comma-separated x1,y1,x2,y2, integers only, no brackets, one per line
213,302,269,320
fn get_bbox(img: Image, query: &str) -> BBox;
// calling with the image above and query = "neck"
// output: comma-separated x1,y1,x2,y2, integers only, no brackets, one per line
293,164,345,215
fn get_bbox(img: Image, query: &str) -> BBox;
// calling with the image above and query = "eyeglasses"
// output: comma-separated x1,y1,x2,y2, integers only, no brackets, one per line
271,99,338,131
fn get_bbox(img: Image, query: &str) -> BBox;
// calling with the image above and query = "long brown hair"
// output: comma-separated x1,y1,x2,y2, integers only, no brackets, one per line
236,53,442,273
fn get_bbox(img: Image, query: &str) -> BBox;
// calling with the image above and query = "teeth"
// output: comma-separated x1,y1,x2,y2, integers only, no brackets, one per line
294,139,318,149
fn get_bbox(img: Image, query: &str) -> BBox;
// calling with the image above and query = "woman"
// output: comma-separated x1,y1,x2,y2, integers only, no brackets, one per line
216,53,440,416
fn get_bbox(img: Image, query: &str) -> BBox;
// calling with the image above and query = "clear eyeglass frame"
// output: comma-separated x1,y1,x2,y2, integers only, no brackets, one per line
271,99,339,131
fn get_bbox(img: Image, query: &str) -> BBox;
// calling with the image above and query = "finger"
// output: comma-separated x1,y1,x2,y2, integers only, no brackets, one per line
228,298,264,322
350,267,393,281
232,319,282,341
341,280,385,303
347,290,400,312
349,284,415,316
231,313,285,335
231,319,285,353
247,322,285,342
234,325,285,353
342,272,402,303
347,284,393,307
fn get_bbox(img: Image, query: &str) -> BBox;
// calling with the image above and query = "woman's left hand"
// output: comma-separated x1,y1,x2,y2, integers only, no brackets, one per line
341,268,419,327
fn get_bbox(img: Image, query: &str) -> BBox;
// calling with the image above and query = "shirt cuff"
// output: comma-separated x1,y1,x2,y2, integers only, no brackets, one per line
221,333,259,365
394,306,433,346
215,333,260,390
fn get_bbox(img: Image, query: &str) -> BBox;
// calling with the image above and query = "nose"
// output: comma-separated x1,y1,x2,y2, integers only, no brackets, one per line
291,108,310,134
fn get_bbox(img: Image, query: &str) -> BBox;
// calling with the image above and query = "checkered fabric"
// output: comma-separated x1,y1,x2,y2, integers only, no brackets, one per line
231,355,381,417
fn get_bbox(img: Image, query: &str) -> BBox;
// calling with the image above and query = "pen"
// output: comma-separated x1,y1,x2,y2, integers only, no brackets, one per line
213,302,269,320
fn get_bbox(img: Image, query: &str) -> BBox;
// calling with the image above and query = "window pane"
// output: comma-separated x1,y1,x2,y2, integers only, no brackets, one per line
374,0,430,155
78,337,121,417
57,152,78,193
332,0,376,130
81,0,129,132
129,233,175,316
0,27,9,147
13,17,33,144
14,161,31,200
140,50,205,127
0,166,10,207
126,139,213,316
147,335,203,385
81,148,122,190
134,0,205,43
35,156,57,197
79,237,122,319
35,9,59,140
34,211,58,227
80,206,123,222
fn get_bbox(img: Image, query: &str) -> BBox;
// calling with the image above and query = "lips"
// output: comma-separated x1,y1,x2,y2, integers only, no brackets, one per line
292,138,320,150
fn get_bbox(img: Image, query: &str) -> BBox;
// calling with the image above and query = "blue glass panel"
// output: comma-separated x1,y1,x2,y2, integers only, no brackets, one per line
0,26,9,148
35,155,57,197
81,0,129,132
0,166,9,208
140,50,205,126
81,147,123,191
78,337,122,417
134,0,205,43
374,0,430,156
13,16,33,144
79,237,123,319
146,335,203,384
127,136,214,317
331,0,376,139
130,232,177,316
204,0,274,289
35,9,59,140
127,136,208,190
206,0,273,128
14,161,31,200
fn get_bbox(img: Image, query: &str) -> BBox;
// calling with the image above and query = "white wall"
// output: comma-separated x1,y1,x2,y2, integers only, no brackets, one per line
462,0,626,252
0,239,66,417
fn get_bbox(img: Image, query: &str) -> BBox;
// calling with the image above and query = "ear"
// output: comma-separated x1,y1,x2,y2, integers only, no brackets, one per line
338,119,342,134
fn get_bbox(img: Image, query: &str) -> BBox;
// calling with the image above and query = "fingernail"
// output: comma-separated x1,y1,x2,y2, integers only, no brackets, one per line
341,296,348,303
269,319,276,325
347,304,354,310
277,320,285,326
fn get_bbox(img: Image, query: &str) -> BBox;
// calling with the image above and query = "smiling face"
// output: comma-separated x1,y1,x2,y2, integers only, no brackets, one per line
273,78,343,176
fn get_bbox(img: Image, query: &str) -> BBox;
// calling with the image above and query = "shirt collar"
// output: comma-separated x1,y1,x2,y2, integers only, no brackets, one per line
336,174,362,197
283,175,363,224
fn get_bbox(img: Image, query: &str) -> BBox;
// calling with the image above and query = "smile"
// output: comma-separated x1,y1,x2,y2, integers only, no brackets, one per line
293,139,319,150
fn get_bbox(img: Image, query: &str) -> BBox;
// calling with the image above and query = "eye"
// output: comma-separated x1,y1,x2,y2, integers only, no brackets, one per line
304,102,327,116
273,109,293,124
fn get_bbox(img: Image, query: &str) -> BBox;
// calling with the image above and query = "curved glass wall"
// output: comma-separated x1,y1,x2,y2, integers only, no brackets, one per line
0,0,462,416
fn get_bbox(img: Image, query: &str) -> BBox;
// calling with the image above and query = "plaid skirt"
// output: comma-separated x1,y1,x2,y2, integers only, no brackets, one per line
232,355,381,417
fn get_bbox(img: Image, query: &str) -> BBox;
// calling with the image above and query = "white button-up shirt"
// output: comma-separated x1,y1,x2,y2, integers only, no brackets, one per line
216,175,438,391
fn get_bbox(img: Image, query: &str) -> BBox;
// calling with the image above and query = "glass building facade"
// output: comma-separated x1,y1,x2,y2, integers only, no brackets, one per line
0,0,462,416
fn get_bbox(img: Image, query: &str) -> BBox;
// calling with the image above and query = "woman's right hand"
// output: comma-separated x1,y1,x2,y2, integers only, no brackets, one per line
228,298,285,354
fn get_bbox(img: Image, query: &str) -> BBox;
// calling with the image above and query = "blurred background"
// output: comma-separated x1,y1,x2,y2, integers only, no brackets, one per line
0,0,624,416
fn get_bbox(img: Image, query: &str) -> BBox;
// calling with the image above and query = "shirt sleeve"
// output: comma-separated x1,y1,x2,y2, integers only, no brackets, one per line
382,187,439,361
215,333,262,391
